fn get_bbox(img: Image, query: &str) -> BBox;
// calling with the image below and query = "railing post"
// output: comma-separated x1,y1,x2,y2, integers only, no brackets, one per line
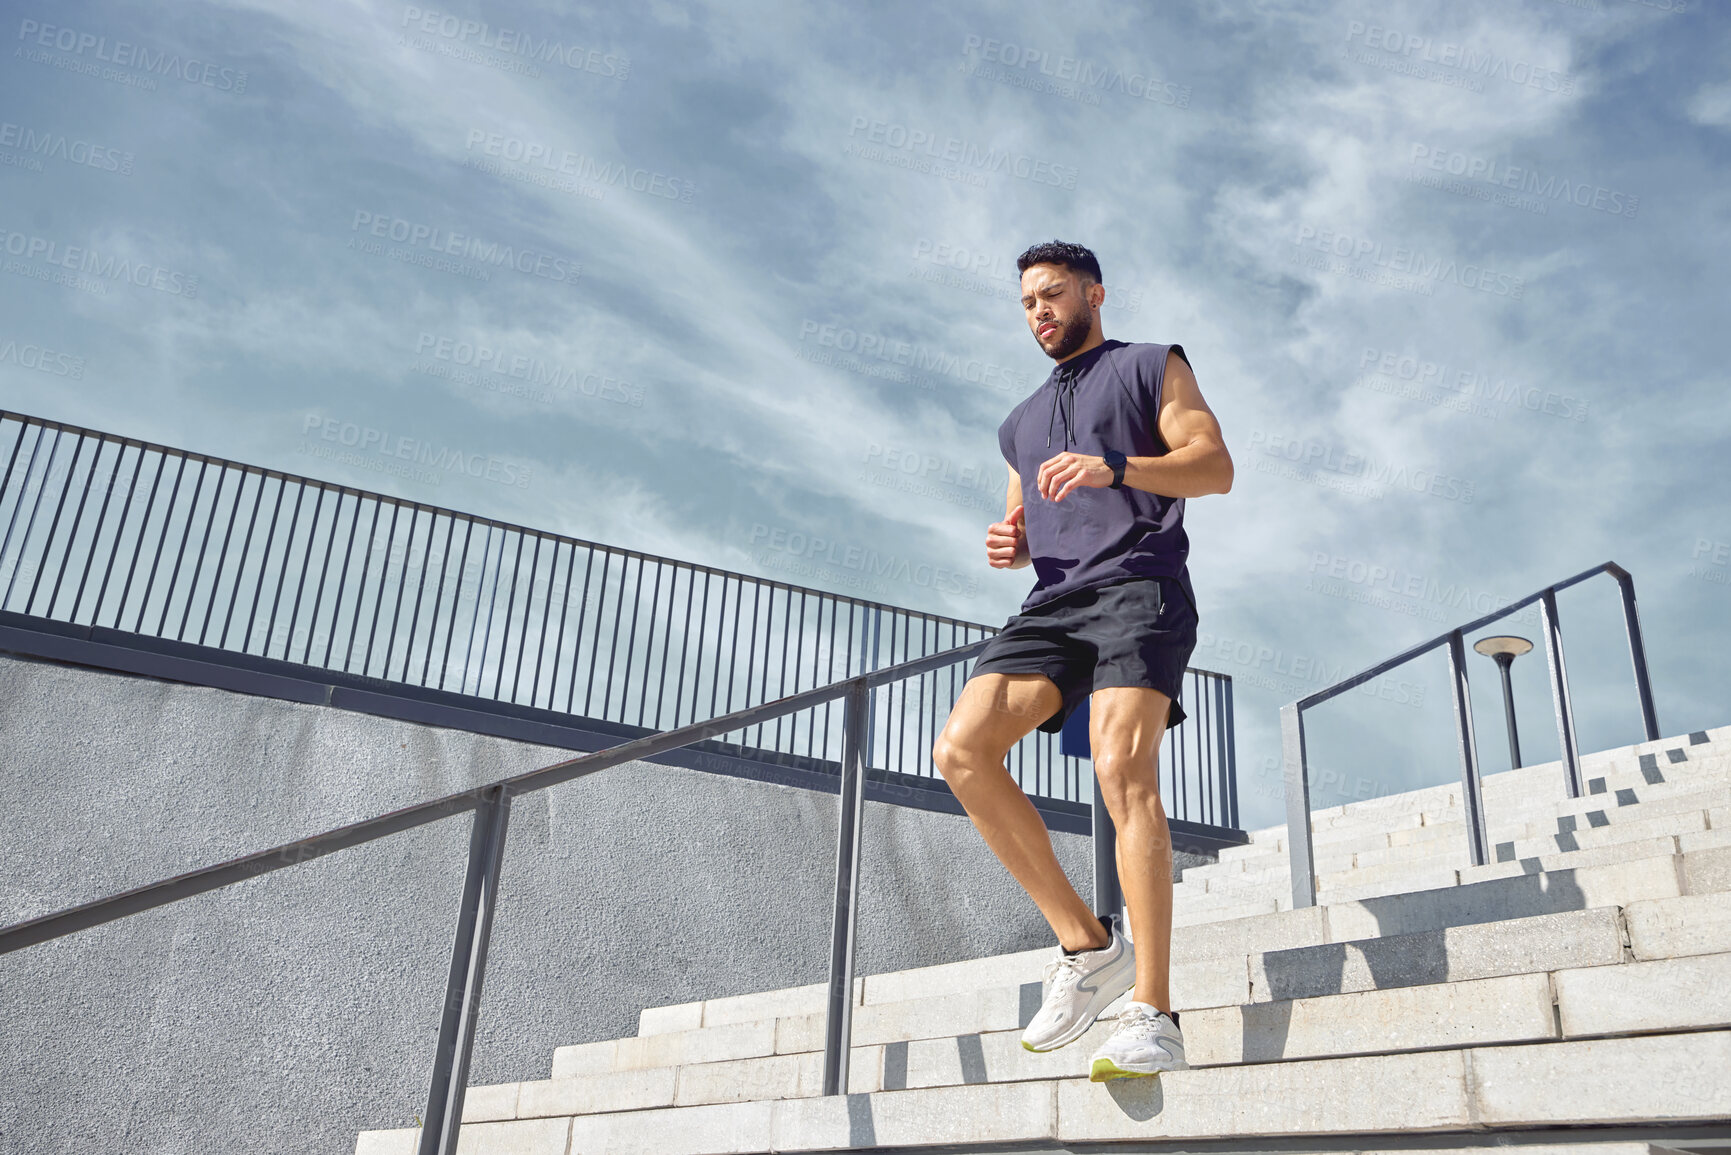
1540,589,1585,799
420,784,512,1155
1092,779,1122,923
1446,631,1490,867
821,680,870,1096
1280,703,1316,909
1220,675,1239,830
1612,568,1661,741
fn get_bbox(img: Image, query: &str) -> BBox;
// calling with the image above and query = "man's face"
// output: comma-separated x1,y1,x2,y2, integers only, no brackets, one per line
1020,263,1101,361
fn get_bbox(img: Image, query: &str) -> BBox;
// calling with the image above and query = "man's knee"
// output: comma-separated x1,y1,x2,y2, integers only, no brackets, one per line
932,729,1003,786
1093,751,1163,809
932,731,973,778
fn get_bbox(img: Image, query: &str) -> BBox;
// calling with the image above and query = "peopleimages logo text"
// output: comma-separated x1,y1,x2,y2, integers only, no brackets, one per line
1344,22,1574,94
749,524,979,598
799,320,1027,393
463,130,693,202
1358,346,1589,422
415,332,643,406
1410,144,1637,218
960,35,1190,107
0,226,197,297
1293,225,1524,299
16,18,248,92
301,415,532,488
846,117,1078,189
0,338,84,378
349,212,580,284
0,121,132,174
1247,429,1476,503
400,7,629,77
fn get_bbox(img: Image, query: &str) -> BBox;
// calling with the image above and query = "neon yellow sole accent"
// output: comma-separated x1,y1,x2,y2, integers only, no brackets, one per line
1089,1056,1160,1082
1022,1040,1038,1052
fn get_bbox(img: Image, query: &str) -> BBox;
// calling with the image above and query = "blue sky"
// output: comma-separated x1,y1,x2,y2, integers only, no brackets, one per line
1,0,1726,829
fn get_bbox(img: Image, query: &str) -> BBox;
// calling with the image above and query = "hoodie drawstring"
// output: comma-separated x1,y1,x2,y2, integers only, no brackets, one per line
1046,364,1078,449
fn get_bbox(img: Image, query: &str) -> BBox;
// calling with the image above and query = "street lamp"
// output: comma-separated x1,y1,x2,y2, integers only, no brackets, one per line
1474,635,1534,770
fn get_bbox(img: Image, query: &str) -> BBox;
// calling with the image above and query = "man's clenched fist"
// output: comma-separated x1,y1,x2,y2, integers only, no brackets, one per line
986,504,1027,569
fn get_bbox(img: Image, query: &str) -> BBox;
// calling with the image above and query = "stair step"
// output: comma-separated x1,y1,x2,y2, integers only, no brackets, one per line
1188,971,1558,1066
358,1031,1731,1153
1250,905,1624,1003
1196,800,1728,910
1204,771,1731,887
1225,738,1731,866
1196,840,1689,917
1626,889,1731,960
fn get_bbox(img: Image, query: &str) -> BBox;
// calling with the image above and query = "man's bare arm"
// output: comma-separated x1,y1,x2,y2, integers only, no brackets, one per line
1036,350,1234,502
1139,349,1233,497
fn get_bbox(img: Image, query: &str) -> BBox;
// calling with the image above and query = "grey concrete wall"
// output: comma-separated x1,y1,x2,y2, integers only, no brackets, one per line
0,652,1206,1155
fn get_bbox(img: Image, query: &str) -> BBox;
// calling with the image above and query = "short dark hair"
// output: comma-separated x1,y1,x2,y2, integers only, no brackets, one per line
1016,240,1102,284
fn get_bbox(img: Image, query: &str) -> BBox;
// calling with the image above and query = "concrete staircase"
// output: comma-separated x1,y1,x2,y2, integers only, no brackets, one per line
355,726,1731,1154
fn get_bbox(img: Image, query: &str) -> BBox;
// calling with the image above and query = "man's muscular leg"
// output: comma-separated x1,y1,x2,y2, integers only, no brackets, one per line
1089,686,1175,1013
932,673,1107,953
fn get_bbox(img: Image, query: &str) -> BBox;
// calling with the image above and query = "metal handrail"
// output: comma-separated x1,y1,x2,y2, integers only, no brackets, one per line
0,639,991,1152
1280,561,1659,909
0,408,1242,821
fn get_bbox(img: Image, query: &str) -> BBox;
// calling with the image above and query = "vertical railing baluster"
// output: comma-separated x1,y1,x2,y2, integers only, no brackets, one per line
504,533,537,702
1281,702,1316,909
201,460,248,646
463,526,500,696
419,784,511,1155
433,518,475,690
1540,589,1585,799
633,560,662,727
240,473,288,653
1611,567,1661,743
340,497,382,669
154,457,211,638
24,435,84,616
177,468,232,641
581,550,612,716
280,484,326,659
381,506,424,681
310,488,352,664
562,546,595,715
262,480,307,658
44,436,105,618
132,453,190,634
602,553,634,720
73,441,132,625
118,449,170,630
1446,629,1490,868
3,427,61,610
821,680,870,1097
402,509,440,683
362,501,402,676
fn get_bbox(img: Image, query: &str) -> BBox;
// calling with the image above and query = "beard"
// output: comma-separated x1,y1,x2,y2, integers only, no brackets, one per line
1039,304,1094,361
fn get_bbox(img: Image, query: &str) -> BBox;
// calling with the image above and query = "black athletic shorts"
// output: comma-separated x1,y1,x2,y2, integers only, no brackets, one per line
968,574,1199,734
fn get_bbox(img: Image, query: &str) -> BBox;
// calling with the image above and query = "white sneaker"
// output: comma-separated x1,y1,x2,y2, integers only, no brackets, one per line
1089,1001,1186,1081
1019,916,1135,1053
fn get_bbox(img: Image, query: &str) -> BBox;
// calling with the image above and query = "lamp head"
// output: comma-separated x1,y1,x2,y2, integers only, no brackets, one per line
1474,635,1534,661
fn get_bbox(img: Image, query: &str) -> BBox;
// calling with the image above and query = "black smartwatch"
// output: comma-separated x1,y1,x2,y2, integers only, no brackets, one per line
1103,449,1127,489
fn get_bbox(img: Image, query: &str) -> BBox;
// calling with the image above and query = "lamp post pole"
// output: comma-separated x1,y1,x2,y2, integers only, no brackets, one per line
1474,636,1534,771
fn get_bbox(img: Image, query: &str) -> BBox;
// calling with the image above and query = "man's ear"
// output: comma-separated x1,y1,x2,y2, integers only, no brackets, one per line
1087,280,1106,308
